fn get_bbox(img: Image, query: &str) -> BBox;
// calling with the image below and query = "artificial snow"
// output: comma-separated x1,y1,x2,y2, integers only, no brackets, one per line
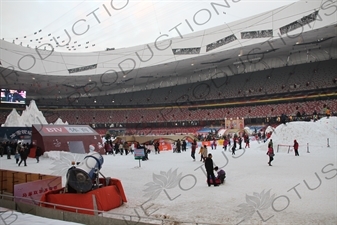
0,117,336,224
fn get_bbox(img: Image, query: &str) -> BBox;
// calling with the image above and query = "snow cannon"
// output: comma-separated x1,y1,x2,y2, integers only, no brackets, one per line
66,151,104,193
41,151,127,215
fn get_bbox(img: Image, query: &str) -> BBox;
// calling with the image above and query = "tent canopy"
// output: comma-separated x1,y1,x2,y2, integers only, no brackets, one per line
32,124,104,154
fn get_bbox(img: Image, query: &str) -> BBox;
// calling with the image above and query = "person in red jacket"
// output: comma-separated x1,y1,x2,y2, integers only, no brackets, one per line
223,138,228,151
293,140,299,156
267,139,274,166
244,134,250,148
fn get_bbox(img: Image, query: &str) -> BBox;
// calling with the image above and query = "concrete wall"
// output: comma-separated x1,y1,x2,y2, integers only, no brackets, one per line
0,199,150,225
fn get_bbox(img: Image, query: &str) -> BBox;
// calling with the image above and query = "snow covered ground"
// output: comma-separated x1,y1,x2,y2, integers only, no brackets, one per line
0,117,336,225
0,207,83,225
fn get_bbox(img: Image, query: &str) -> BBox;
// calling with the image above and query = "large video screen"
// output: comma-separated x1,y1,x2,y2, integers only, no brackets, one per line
1,89,26,104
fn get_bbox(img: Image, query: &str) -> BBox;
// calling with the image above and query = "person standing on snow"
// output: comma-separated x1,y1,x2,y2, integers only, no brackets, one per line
232,137,237,155
244,134,250,148
293,140,299,156
176,139,181,153
223,137,228,151
267,139,274,166
211,138,217,150
35,146,43,163
205,154,218,187
191,140,197,161
18,145,28,167
238,136,242,149
202,145,208,161
325,107,331,119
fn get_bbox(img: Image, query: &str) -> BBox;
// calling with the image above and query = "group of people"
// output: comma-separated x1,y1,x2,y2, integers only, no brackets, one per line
2,89,25,103
189,140,227,186
104,140,135,155
266,139,300,166
205,153,226,187
222,133,250,155
173,139,187,153
0,141,43,166
276,107,332,124
103,140,153,161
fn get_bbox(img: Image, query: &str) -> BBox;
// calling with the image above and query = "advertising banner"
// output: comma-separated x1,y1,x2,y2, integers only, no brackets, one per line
159,140,172,151
14,176,62,205
134,148,145,160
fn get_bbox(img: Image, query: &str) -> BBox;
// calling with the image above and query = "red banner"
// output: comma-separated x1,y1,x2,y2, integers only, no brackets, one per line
159,140,172,151
14,177,62,204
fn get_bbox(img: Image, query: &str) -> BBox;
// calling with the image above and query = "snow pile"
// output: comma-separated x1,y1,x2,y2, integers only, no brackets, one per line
54,118,69,125
1,100,67,127
257,117,337,151
20,100,48,125
43,150,62,160
1,108,23,127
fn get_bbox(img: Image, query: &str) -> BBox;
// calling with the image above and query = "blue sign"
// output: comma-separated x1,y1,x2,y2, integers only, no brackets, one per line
134,148,145,160
0,127,32,140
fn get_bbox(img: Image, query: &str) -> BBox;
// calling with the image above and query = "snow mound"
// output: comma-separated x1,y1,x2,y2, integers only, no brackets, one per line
257,117,337,151
1,108,23,127
1,100,67,126
54,118,68,125
43,150,61,160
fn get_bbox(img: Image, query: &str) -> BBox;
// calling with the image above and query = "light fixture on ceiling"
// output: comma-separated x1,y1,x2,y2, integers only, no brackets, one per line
238,49,243,57
296,36,303,45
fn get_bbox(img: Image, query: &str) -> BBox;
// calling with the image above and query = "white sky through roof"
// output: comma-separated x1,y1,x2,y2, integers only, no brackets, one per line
0,0,298,52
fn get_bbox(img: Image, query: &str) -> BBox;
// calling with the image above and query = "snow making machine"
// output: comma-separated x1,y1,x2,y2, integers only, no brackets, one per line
40,151,127,215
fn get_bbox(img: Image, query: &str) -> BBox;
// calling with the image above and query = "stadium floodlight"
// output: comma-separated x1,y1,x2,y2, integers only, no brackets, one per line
238,49,243,57
295,36,304,45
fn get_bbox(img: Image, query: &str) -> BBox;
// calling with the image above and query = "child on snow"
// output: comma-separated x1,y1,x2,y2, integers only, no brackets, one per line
214,166,226,184
15,150,20,164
